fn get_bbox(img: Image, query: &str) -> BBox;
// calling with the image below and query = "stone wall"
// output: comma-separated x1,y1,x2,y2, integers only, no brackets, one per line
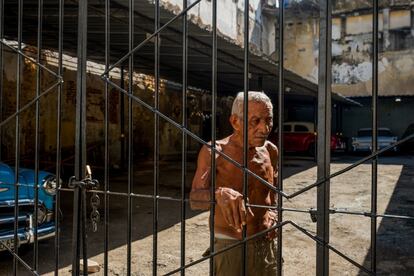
0,46,233,167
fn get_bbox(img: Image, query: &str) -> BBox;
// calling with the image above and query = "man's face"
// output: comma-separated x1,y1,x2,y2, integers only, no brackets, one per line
233,101,273,147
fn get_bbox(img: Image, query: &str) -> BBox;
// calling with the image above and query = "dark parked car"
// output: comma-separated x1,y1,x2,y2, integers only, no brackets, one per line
351,128,398,153
0,163,57,252
400,123,414,153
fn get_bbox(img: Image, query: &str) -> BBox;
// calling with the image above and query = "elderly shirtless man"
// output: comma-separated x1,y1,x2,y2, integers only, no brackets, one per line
190,91,279,275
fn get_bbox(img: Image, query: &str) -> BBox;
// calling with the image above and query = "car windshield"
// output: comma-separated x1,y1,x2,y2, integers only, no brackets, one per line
357,129,393,137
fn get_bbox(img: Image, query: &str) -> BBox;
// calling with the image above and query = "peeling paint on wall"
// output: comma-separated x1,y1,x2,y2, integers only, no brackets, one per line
332,60,387,84
281,2,414,97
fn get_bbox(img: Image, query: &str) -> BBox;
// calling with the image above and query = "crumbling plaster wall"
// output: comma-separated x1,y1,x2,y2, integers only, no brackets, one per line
283,16,319,82
282,5,414,97
0,47,233,165
0,48,124,166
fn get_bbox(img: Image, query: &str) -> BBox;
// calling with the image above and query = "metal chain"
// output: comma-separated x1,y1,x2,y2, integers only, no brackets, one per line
90,192,100,232
69,166,100,232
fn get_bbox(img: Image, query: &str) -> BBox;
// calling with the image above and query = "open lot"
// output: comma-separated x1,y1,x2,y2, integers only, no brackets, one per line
1,154,413,275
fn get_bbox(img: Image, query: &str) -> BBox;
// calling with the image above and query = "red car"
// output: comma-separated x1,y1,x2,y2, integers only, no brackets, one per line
269,122,346,155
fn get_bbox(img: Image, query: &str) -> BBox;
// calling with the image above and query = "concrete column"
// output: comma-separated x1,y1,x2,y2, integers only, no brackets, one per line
383,8,390,50
411,1,414,36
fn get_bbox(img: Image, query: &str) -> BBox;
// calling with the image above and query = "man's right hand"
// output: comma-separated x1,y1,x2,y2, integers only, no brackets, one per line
215,187,254,232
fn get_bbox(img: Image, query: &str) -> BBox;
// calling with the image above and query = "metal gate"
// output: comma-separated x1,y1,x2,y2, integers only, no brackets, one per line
1,0,414,275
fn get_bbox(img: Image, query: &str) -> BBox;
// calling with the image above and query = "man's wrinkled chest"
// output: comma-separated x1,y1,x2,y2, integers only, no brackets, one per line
215,149,275,193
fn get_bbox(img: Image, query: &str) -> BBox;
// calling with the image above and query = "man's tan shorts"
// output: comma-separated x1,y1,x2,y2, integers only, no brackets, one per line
213,237,278,276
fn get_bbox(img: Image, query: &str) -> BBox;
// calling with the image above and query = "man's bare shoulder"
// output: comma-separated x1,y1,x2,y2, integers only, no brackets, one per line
264,140,279,169
208,136,232,150
199,136,231,157
216,136,231,147
265,140,279,156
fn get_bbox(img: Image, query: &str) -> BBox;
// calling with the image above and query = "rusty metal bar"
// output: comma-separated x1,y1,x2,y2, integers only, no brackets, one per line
104,0,110,274
127,0,134,274
54,0,64,273
209,0,217,274
72,0,88,274
316,0,332,274
33,0,43,269
13,0,23,274
277,1,285,274
153,0,161,273
371,0,379,273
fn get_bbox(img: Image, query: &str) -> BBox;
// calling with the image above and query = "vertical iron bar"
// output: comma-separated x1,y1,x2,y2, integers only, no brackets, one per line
209,0,217,274
0,0,3,161
33,0,43,270
371,0,379,273
81,188,88,275
153,0,161,274
120,66,125,170
54,0,64,274
72,0,88,274
181,0,188,274
104,0,110,275
127,0,134,274
313,99,317,161
316,0,332,275
277,1,284,275
13,0,23,274
242,0,249,274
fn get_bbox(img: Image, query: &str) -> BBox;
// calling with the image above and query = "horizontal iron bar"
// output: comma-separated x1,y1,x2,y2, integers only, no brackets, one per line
0,39,63,80
59,189,414,222
102,0,202,76
374,213,414,220
249,205,414,221
59,187,189,202
304,207,414,220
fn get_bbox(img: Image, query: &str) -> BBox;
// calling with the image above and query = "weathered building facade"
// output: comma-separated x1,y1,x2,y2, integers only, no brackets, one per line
1,0,337,170
281,0,414,138
3,0,411,170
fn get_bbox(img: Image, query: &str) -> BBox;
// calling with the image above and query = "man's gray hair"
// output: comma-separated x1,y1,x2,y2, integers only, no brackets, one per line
231,91,273,118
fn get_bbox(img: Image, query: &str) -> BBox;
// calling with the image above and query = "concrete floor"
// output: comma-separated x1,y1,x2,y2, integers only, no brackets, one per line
0,154,413,275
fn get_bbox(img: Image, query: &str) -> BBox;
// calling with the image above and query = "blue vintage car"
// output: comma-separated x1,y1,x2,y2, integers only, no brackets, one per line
0,162,57,252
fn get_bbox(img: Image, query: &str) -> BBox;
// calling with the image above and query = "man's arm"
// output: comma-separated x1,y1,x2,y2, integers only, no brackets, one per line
269,142,279,206
190,144,253,231
190,145,212,210
265,141,279,239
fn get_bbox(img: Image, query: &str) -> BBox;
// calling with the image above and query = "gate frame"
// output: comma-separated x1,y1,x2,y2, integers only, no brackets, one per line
0,0,414,275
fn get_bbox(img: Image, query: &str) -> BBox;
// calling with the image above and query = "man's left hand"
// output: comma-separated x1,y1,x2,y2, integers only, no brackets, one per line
263,210,277,240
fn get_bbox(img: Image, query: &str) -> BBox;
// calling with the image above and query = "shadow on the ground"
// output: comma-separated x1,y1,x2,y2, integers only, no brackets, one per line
356,157,414,275
4,155,411,275
1,155,318,275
